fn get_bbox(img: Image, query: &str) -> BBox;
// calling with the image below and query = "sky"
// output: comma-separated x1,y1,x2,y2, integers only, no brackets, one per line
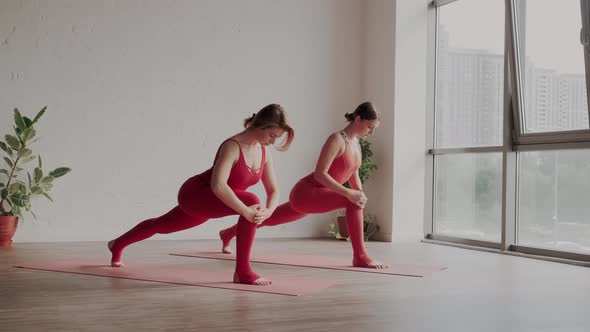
439,0,587,75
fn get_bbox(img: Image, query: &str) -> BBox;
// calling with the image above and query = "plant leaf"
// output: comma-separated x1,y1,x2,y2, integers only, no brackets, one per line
0,182,4,188
30,186,43,194
17,148,32,158
14,108,26,131
33,106,47,123
42,192,53,202
0,188,8,199
0,141,8,154
49,167,71,178
1,198,11,210
40,182,53,192
11,206,22,219
20,155,35,165
3,157,13,168
39,175,54,184
34,168,43,183
4,135,20,150
21,127,36,143
10,191,29,207
8,182,26,194
0,169,9,175
23,116,33,128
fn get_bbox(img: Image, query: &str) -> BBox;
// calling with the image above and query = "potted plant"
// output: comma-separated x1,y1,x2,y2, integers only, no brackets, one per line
329,138,379,241
0,107,71,247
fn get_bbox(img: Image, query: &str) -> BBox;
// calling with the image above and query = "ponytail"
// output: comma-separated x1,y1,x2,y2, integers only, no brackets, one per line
345,101,379,122
243,113,257,128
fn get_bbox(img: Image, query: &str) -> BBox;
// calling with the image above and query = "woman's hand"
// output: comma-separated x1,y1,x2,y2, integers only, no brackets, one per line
243,204,263,224
346,189,367,208
254,207,274,224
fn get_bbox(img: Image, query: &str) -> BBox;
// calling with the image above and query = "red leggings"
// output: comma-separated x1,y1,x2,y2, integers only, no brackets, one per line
221,178,370,262
110,180,262,283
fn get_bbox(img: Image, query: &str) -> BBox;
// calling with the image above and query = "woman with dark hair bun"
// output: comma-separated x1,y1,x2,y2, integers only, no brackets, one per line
219,101,387,269
108,104,294,285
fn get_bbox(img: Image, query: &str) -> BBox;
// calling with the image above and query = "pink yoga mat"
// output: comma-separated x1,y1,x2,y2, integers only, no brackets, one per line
15,259,336,296
171,251,447,277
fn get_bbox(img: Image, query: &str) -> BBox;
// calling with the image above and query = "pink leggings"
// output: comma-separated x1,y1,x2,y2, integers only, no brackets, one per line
221,178,370,262
109,179,262,283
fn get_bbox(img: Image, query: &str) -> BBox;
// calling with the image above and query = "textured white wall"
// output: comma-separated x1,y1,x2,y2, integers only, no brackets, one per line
361,0,396,241
389,0,429,241
362,0,429,241
1,0,364,242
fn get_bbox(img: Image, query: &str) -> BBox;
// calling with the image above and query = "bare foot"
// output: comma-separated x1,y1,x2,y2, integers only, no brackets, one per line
219,229,233,254
353,255,388,269
108,240,125,268
233,271,272,286
111,261,125,268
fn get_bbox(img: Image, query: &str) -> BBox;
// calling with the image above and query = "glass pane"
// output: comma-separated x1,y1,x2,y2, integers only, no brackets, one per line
518,150,590,254
434,153,502,242
435,0,505,148
520,0,589,133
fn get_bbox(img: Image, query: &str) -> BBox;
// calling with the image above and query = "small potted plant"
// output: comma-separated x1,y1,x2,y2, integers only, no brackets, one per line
0,107,71,247
329,138,379,241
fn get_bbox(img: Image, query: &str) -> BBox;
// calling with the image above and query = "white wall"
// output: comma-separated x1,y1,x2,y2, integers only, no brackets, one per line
1,0,365,242
362,0,429,241
361,0,396,241
389,0,429,241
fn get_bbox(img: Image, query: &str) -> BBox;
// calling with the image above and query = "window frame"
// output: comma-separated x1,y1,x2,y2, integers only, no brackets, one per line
426,0,590,265
509,0,590,147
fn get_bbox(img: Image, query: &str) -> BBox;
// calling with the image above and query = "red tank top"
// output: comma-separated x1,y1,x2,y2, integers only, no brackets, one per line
193,139,265,191
304,135,360,185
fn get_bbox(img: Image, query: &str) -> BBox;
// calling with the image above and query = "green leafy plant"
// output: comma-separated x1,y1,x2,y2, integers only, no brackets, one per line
330,138,380,241
0,107,71,218
362,214,379,241
329,214,380,242
357,138,378,184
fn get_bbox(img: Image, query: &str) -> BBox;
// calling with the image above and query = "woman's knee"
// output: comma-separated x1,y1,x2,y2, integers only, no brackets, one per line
237,191,260,207
346,201,363,212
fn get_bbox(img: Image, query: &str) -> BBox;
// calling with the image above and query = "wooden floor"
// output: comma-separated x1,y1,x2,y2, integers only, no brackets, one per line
1,238,589,332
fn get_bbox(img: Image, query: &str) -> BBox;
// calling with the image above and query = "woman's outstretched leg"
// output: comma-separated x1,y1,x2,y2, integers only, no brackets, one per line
218,202,306,253
108,206,207,267
219,226,237,254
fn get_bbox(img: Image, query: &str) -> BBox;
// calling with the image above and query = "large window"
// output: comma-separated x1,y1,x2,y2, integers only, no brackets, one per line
521,1,589,133
434,153,502,242
518,150,590,254
428,0,590,262
431,0,505,243
435,0,505,148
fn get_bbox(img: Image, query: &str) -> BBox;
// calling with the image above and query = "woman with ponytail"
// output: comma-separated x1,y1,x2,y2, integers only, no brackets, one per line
219,101,387,269
108,104,294,285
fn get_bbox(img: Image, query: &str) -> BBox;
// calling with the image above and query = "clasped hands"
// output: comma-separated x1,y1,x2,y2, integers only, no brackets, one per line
244,205,273,224
347,189,367,208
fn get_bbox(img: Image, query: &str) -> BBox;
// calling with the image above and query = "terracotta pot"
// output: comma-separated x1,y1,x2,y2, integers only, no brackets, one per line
0,216,19,247
336,216,349,238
